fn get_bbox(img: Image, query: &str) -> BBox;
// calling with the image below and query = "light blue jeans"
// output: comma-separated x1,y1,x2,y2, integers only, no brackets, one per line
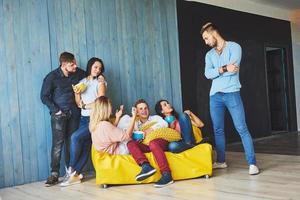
210,91,256,165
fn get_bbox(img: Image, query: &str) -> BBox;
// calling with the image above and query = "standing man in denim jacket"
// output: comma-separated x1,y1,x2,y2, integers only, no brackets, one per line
201,22,259,175
41,52,85,185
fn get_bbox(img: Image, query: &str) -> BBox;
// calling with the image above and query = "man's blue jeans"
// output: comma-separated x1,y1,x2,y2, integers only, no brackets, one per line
168,113,195,153
69,116,91,173
210,91,256,165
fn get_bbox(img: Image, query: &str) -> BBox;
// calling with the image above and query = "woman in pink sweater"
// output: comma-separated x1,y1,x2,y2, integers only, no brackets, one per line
89,96,137,155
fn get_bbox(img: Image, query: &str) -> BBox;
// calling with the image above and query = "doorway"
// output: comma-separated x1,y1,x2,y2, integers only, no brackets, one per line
265,47,289,133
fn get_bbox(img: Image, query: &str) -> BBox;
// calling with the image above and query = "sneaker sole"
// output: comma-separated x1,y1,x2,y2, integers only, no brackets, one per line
212,163,228,169
153,180,174,188
249,171,260,175
60,180,81,187
213,166,228,169
136,169,157,182
45,182,59,187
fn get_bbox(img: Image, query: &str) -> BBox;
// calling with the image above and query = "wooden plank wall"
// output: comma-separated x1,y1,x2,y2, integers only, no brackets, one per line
0,0,182,188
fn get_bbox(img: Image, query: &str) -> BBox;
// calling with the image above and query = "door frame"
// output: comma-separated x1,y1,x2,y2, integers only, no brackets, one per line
263,43,290,134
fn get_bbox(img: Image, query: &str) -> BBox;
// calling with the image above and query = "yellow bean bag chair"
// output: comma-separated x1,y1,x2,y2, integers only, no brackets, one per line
91,143,212,186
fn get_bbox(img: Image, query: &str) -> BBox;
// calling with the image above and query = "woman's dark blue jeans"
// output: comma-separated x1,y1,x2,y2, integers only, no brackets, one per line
69,116,91,173
168,113,196,153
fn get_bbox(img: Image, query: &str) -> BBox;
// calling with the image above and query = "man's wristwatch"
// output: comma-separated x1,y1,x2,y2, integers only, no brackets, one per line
222,65,228,72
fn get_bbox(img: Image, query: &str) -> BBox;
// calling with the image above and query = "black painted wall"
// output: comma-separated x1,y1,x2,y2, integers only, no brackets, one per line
177,0,297,142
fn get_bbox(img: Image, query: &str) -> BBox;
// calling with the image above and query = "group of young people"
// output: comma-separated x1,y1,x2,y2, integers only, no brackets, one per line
40,21,259,189
40,51,205,188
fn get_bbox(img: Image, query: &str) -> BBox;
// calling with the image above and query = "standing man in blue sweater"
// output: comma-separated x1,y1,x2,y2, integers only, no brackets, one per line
201,22,259,175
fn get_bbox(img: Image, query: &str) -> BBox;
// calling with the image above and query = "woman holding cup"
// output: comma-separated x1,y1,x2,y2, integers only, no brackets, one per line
60,57,106,187
155,99,204,153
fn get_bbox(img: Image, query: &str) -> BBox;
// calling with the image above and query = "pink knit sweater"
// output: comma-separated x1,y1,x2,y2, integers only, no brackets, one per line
91,121,130,154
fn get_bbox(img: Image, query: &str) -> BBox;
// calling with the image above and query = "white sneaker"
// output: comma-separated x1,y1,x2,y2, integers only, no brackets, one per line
61,166,72,182
249,165,260,175
78,173,83,180
60,171,81,187
62,166,83,181
213,162,228,169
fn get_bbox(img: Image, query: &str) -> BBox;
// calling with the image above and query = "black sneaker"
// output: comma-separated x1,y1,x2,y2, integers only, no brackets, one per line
136,163,156,181
154,172,174,188
45,174,59,186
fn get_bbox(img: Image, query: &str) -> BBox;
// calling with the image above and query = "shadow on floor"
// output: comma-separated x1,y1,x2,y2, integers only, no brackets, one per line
227,132,300,155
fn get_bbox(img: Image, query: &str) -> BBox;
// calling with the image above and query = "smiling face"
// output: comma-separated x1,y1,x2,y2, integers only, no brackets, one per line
136,102,150,122
160,101,173,117
202,30,217,48
90,61,102,77
61,59,77,75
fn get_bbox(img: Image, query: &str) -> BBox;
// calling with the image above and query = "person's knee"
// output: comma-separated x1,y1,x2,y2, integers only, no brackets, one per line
71,131,80,143
168,142,179,153
52,144,63,156
178,113,189,122
235,125,249,136
53,136,65,147
149,140,158,148
214,127,224,135
127,140,136,148
149,139,162,150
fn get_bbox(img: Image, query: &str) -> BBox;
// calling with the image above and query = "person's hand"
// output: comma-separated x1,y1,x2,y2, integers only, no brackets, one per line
184,110,191,116
79,100,86,109
139,132,146,142
98,75,105,84
72,84,81,94
131,107,137,118
55,110,62,115
78,100,83,109
115,105,124,118
226,62,239,73
169,121,175,129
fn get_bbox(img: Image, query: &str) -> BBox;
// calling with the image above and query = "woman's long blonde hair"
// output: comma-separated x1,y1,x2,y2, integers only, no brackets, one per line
89,96,112,132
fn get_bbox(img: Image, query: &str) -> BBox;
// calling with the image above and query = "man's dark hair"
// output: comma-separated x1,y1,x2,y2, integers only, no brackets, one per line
134,99,149,108
200,22,220,35
59,52,75,65
86,57,105,78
